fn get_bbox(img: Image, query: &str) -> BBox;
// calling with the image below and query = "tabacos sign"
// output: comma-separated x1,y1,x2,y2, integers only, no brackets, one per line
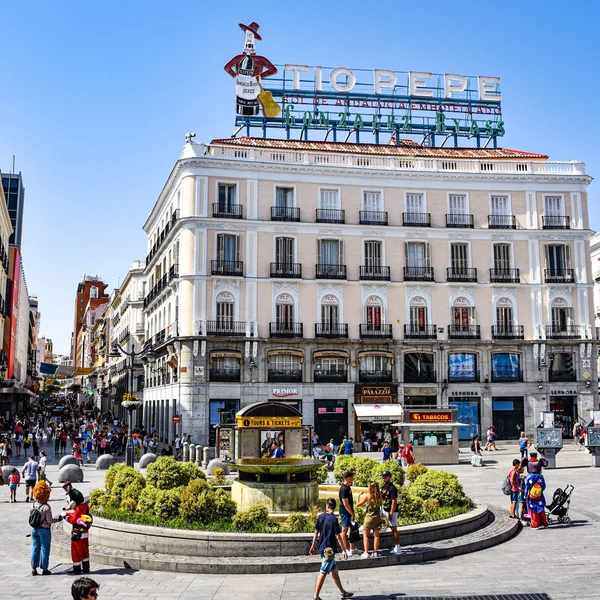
225,23,504,145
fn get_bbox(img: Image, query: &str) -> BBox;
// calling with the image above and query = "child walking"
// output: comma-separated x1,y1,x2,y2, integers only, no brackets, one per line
8,468,19,502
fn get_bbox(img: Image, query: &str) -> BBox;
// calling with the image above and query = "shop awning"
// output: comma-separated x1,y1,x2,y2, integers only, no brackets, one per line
391,422,468,428
354,404,403,422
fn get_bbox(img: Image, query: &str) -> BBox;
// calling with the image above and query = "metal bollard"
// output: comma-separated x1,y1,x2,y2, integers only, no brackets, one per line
195,445,202,467
182,441,189,462
189,443,196,463
202,446,209,468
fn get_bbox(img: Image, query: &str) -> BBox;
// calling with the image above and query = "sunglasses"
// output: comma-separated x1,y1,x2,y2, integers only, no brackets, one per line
89,592,98,598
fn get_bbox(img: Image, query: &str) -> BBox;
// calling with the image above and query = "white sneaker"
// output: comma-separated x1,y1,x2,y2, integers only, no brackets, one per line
391,545,402,554
351,548,362,556
360,552,369,559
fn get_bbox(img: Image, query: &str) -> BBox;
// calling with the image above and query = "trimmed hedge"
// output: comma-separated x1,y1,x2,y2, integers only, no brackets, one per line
409,470,467,507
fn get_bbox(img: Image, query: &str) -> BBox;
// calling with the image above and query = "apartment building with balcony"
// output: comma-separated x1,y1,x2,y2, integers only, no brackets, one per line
140,137,596,448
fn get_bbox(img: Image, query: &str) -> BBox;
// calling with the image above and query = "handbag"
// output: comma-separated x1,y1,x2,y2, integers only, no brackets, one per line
348,521,360,543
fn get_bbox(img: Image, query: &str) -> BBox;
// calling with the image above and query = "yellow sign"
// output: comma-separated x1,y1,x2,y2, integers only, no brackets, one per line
583,371,591,380
236,416,302,428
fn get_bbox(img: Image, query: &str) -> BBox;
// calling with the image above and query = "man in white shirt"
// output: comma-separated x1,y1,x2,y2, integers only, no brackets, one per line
22,455,39,502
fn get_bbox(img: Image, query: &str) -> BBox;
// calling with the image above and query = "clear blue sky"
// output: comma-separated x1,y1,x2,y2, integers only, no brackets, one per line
0,0,598,353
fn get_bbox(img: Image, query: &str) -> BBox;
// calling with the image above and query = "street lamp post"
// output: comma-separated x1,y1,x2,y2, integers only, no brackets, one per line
110,342,154,467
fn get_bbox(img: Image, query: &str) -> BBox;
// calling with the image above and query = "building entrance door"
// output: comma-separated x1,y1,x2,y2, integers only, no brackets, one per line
314,399,347,446
492,397,524,440
550,396,578,436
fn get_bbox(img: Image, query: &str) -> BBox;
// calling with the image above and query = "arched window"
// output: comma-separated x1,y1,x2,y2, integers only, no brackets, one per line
275,293,295,331
409,296,428,332
364,295,383,332
452,296,475,333
216,291,235,332
550,297,573,336
495,297,514,334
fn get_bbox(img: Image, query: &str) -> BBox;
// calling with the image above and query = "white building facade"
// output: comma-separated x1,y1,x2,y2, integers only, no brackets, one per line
141,138,596,448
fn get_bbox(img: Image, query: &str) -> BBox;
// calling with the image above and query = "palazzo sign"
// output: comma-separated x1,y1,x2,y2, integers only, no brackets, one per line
225,22,504,147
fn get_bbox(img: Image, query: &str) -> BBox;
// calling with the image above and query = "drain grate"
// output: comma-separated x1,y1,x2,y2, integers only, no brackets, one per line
398,596,551,600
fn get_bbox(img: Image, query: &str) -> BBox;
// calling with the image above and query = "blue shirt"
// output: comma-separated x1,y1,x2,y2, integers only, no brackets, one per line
382,446,392,461
344,440,353,454
272,448,283,458
315,512,341,554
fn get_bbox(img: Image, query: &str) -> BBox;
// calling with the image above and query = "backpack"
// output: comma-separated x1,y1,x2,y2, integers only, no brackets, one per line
325,443,332,453
401,446,409,459
529,482,543,500
470,442,476,452
501,476,513,495
29,503,46,528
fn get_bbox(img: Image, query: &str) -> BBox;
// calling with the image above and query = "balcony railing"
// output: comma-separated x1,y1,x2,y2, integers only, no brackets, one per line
315,263,347,279
360,265,391,281
447,267,477,283
488,214,517,229
491,368,523,383
549,369,576,382
145,209,179,266
143,274,169,308
542,215,570,229
359,324,393,339
446,213,474,228
169,263,179,281
544,269,574,283
315,323,349,338
316,208,345,223
359,210,388,226
404,266,434,281
448,324,481,339
210,368,241,383
270,262,302,278
206,321,248,337
545,325,583,339
268,369,302,383
313,369,348,383
404,324,438,339
212,203,243,219
211,260,244,276
269,322,303,338
403,212,431,227
490,268,520,283
271,206,300,221
359,369,392,383
492,325,525,339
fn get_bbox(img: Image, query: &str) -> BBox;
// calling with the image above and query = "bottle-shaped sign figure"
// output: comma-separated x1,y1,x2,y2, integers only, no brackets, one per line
224,22,279,117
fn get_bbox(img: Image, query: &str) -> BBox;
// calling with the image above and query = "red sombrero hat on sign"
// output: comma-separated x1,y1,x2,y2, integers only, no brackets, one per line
239,22,262,40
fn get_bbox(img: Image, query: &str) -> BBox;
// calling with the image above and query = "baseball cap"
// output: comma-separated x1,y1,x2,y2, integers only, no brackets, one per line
381,471,392,478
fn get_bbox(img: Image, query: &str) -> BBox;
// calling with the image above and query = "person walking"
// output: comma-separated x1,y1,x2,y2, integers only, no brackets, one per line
381,441,392,463
30,481,62,575
381,470,402,554
483,425,496,451
578,427,586,451
518,432,531,459
309,498,353,600
325,439,335,471
400,440,415,468
573,422,581,447
8,468,20,502
344,437,354,457
71,577,100,600
471,434,483,467
22,455,39,502
338,471,358,556
508,458,521,518
38,451,52,486
525,453,548,529
356,481,383,558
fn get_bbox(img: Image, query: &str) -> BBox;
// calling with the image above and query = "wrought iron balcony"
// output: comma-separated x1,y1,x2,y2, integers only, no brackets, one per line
145,209,179,266
271,206,300,221
359,211,388,226
360,265,391,281
212,203,243,219
490,268,520,283
315,323,349,338
403,266,434,281
403,212,431,227
446,213,474,228
544,269,574,283
359,324,393,339
545,325,583,339
206,321,248,337
270,262,302,278
211,260,243,276
313,369,348,383
315,263,346,279
542,215,570,229
491,325,525,339
210,368,241,383
488,214,517,229
269,322,304,338
316,208,345,224
359,369,392,383
268,369,302,383
169,264,179,281
404,324,437,339
448,324,481,339
447,267,477,283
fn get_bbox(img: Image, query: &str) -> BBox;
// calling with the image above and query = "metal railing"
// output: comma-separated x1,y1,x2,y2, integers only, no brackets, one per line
212,203,243,219
491,325,525,339
206,321,248,337
271,206,300,221
270,262,302,278
545,325,583,339
447,267,477,282
210,368,241,382
145,209,179,266
403,212,431,227
359,210,388,226
404,324,437,339
315,323,349,338
359,324,393,339
404,266,434,281
448,324,481,339
544,269,574,283
490,268,520,283
211,260,244,276
360,265,391,281
316,208,345,223
268,369,302,382
446,213,474,228
542,215,570,229
315,263,347,279
313,369,347,383
359,369,393,383
269,322,304,338
488,214,517,229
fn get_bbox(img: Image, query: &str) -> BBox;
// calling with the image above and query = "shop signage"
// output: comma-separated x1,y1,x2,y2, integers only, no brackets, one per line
410,412,452,423
355,385,397,397
497,297,512,308
454,297,470,307
277,293,293,304
237,416,302,428
322,294,338,305
411,296,427,307
272,388,299,398
450,391,480,396
549,390,578,396
225,23,503,146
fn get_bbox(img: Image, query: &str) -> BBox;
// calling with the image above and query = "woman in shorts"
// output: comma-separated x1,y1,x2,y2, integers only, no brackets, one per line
356,481,383,559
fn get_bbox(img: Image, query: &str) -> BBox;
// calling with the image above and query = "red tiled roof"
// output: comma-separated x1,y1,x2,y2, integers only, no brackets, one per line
211,137,548,160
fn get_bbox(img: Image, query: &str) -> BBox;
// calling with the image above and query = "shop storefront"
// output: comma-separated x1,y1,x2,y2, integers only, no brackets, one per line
549,391,579,435
492,397,524,440
209,399,240,447
314,399,347,446
404,386,438,407
449,391,481,440
353,383,400,450
267,387,302,414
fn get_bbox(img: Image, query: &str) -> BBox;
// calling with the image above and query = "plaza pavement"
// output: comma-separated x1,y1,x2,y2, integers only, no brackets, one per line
0,441,599,599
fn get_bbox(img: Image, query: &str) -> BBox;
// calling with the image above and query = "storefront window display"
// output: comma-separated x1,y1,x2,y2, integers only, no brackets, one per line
448,353,478,382
491,353,521,382
404,352,435,384
449,398,480,440
410,430,452,446
209,399,240,447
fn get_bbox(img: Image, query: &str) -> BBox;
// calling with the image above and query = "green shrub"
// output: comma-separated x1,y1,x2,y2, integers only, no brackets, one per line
406,463,428,484
179,479,215,522
396,488,424,519
314,463,329,484
285,512,312,533
333,455,355,484
212,488,237,521
180,461,206,484
210,467,226,487
146,457,187,490
371,460,405,488
154,488,183,520
112,467,145,500
105,494,122,510
89,489,107,509
410,471,466,507
122,480,145,502
105,463,130,493
138,485,161,513
120,497,138,513
422,498,440,515
233,504,270,532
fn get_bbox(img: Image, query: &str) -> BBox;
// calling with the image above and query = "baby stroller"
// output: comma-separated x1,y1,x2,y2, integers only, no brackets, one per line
546,485,574,525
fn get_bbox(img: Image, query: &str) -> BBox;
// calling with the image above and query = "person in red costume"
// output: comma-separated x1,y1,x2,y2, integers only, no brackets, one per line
63,482,92,575
223,22,278,116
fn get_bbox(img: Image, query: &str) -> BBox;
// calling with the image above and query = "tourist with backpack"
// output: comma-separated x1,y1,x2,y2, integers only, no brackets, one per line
400,441,415,468
525,452,548,529
518,432,531,459
29,480,62,575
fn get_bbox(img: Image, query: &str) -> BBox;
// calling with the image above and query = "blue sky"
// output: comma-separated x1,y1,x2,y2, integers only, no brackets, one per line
0,0,598,353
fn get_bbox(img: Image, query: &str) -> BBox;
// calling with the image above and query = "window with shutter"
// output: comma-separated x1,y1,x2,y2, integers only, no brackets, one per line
275,237,294,264
363,191,382,211
450,243,469,270
406,193,425,213
449,194,467,215
491,195,509,215
218,184,236,210
544,196,564,216
364,241,382,267
319,189,340,209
